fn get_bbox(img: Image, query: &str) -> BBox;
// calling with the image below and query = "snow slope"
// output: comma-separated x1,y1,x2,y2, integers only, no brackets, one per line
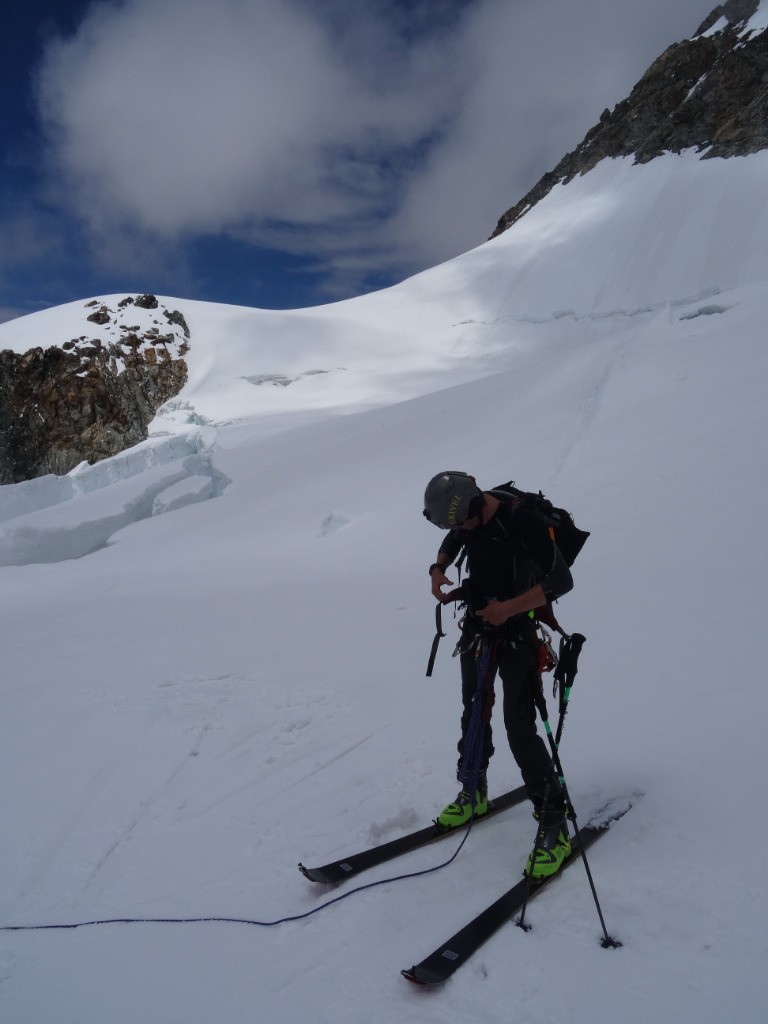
1,149,767,1023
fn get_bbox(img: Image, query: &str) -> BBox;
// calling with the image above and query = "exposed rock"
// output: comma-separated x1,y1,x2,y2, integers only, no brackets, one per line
0,296,190,484
491,0,767,238
242,370,331,388
86,307,112,326
163,308,190,338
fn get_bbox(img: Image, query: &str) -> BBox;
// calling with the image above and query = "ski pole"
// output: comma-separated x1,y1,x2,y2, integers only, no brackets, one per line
518,635,621,948
517,676,577,933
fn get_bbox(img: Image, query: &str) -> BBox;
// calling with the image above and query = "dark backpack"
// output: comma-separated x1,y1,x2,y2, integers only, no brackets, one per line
489,481,589,567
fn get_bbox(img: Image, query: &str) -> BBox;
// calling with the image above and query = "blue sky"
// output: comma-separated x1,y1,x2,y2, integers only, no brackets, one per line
0,0,714,323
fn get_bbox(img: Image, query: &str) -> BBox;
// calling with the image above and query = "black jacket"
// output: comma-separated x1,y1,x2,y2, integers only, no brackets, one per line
438,498,573,616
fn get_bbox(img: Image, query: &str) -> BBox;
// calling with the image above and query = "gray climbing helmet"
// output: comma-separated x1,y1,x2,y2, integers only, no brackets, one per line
423,471,482,530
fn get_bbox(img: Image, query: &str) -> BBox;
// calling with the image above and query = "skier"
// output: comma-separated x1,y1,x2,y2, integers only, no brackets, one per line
423,470,574,879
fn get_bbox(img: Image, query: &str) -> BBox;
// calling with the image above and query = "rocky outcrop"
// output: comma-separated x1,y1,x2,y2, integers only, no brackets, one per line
491,0,768,237
0,295,189,484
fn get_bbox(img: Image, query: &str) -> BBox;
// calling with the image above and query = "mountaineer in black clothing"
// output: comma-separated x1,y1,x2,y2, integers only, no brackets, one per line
423,470,574,879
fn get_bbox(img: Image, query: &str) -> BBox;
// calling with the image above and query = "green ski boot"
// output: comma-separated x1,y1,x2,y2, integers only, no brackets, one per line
437,787,489,830
526,822,572,880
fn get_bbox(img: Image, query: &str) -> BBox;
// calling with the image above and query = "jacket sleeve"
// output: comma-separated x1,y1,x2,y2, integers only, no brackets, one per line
438,529,464,563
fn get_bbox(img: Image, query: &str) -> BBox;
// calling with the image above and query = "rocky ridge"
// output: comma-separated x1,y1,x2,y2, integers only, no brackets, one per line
491,0,768,237
0,295,189,485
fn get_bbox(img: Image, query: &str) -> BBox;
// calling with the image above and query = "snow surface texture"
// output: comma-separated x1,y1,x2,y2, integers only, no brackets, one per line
1,148,767,1022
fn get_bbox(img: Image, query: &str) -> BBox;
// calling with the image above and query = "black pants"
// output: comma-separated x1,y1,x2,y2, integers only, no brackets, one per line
458,636,562,821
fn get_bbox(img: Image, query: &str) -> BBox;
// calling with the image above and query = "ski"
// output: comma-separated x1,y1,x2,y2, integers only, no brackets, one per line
298,785,527,884
401,816,620,986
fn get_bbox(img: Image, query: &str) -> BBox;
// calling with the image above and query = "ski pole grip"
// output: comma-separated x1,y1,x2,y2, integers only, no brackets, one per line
569,632,586,664
556,632,586,686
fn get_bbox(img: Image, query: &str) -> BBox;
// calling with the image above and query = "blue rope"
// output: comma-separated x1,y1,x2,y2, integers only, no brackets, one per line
458,638,496,805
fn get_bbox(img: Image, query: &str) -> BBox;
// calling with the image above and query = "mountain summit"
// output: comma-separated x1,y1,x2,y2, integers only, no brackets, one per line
491,0,768,237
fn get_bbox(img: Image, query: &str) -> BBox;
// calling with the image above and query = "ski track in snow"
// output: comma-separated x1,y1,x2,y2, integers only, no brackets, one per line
79,712,222,898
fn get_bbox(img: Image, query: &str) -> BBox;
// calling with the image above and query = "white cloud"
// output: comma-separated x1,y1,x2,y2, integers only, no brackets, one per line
35,0,715,297
380,0,718,269
37,0,459,229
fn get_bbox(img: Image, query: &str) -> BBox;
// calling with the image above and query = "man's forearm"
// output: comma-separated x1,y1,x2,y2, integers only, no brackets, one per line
499,584,547,620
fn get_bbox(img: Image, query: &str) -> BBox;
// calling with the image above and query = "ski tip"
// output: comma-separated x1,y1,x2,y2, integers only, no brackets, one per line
298,863,316,882
401,965,448,986
401,967,426,986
